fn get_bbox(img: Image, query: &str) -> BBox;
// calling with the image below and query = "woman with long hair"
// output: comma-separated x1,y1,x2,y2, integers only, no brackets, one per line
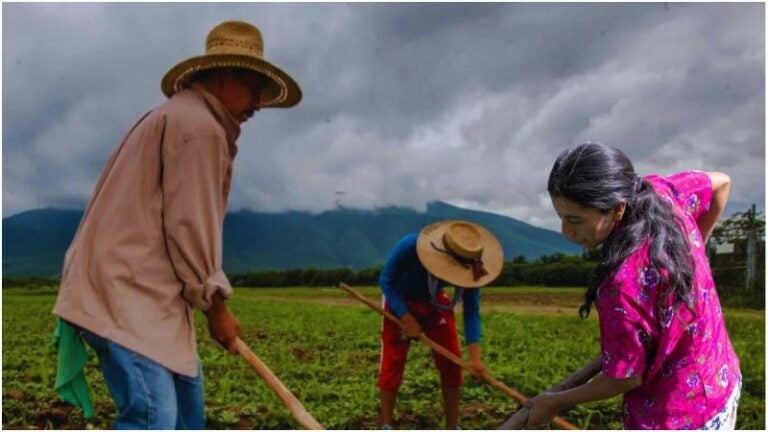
524,142,741,429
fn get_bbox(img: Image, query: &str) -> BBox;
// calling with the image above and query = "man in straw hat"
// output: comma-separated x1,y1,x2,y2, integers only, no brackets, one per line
377,220,504,429
52,21,301,428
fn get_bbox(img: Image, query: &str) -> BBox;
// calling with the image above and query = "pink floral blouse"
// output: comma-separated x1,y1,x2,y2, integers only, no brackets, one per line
595,171,740,429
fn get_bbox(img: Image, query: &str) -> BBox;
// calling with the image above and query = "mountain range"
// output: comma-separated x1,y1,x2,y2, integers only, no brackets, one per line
2,201,580,277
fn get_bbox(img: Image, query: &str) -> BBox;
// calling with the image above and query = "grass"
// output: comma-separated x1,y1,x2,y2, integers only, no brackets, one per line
2,286,764,429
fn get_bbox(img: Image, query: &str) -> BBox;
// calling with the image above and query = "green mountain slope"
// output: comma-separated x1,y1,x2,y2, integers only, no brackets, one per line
3,202,580,276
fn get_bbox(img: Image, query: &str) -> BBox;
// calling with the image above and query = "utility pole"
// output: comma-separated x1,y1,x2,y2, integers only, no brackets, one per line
745,204,757,291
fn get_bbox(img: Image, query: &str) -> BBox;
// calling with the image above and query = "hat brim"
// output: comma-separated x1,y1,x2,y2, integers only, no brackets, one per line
161,54,302,108
416,220,504,288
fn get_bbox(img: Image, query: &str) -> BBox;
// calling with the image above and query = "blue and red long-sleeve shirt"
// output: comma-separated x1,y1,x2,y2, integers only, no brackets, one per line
378,233,482,344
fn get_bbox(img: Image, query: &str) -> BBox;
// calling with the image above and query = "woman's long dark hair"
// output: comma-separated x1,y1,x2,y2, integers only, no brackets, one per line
547,142,695,319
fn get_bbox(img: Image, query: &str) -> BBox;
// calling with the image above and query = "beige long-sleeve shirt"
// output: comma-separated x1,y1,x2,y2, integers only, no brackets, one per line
54,84,240,376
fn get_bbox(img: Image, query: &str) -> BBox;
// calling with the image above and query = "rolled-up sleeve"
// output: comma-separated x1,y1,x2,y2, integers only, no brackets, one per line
665,171,713,221
162,129,233,310
462,288,482,344
379,234,418,318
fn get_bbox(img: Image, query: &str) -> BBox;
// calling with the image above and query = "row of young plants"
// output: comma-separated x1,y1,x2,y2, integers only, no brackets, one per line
2,287,764,429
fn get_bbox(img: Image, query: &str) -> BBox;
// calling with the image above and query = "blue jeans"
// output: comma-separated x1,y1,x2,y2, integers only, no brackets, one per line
78,329,205,429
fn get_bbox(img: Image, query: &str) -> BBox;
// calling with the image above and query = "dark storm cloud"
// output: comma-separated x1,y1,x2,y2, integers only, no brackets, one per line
3,3,764,230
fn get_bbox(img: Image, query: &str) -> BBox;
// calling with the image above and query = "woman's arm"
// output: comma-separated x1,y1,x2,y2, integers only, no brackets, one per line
524,372,641,428
499,357,602,429
697,171,731,243
550,372,641,405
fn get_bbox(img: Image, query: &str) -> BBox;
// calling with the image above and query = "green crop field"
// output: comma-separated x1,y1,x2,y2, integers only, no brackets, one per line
2,286,764,429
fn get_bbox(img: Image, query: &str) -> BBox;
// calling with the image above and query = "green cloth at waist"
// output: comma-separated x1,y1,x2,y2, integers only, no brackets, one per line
51,318,94,419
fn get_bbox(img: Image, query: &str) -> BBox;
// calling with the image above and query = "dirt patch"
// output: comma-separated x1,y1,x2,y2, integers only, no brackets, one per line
291,346,315,362
242,329,269,340
233,417,255,429
256,292,584,315
33,401,74,429
483,303,578,315
4,389,28,400
483,293,582,305
250,295,364,308
462,401,510,417
343,414,380,430
460,401,514,428
395,408,440,429
347,351,379,363
479,292,583,315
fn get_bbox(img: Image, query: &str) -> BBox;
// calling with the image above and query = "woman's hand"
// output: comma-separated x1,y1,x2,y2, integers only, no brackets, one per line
523,392,564,429
523,372,641,428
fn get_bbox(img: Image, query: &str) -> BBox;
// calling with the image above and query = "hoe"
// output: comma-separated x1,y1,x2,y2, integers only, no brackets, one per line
339,282,592,430
233,337,324,429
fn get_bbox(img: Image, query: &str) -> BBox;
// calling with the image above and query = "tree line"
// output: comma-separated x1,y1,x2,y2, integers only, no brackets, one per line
223,253,598,288
2,248,760,292
1,254,595,289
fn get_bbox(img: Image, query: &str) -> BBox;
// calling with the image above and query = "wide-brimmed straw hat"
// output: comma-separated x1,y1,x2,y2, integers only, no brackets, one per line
416,220,504,288
161,21,302,108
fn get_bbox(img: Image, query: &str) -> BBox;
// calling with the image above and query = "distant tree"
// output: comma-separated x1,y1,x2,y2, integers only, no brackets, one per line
581,247,601,262
711,208,765,245
709,206,765,308
511,255,527,264
536,253,566,264
3,276,60,288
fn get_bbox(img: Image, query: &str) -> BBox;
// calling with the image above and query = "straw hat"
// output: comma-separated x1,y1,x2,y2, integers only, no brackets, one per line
416,220,504,288
161,21,302,108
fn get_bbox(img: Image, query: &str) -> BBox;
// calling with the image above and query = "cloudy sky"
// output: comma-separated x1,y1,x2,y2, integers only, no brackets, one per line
3,2,764,230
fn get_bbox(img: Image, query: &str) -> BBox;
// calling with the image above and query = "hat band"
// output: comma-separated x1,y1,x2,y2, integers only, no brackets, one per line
430,241,489,281
173,60,289,106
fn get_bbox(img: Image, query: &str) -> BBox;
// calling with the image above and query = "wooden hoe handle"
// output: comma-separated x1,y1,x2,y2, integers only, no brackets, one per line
338,282,579,430
233,337,324,430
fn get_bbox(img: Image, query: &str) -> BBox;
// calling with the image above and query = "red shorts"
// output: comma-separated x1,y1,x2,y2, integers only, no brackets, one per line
377,292,462,391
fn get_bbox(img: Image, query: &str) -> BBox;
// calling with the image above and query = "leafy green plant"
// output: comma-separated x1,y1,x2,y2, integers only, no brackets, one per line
2,287,764,429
